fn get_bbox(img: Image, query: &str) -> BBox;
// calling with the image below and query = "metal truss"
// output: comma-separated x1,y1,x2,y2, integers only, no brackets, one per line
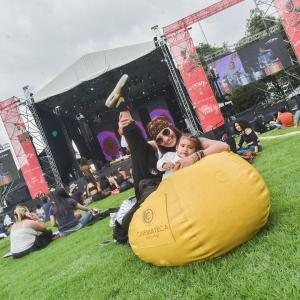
22,86,63,187
203,24,281,63
253,0,278,17
164,0,245,36
152,26,202,136
253,0,300,83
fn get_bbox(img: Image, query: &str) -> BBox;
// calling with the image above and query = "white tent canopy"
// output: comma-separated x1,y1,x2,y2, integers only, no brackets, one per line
35,41,156,103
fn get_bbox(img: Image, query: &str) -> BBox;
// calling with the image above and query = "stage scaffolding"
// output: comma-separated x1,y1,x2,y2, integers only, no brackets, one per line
151,26,202,136
153,0,300,125
20,86,63,187
252,0,300,96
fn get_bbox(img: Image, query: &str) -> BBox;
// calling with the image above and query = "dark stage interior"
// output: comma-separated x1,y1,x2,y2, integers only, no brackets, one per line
36,47,188,183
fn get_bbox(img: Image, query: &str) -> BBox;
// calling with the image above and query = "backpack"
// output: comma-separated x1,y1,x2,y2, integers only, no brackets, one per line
112,196,137,243
112,178,161,243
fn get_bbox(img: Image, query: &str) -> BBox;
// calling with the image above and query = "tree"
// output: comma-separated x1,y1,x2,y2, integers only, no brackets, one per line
245,9,279,36
196,43,223,56
229,81,267,111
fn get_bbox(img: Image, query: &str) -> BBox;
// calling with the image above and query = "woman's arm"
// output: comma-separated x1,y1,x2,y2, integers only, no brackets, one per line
50,215,58,227
96,181,102,193
199,137,230,156
29,220,48,232
76,203,92,212
109,176,120,189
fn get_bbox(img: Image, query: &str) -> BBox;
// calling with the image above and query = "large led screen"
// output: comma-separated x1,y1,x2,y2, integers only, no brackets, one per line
208,33,292,94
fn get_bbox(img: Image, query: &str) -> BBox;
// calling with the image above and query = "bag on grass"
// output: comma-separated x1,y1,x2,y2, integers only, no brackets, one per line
112,196,137,243
112,178,161,243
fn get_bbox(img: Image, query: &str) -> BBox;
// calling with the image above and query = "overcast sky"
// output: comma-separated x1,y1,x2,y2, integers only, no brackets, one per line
0,0,255,144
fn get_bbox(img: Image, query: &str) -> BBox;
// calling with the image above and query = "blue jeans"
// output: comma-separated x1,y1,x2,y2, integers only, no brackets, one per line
237,145,262,155
79,211,93,227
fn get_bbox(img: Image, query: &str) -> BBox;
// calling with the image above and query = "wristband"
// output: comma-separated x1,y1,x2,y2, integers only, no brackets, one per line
196,150,205,160
192,153,198,163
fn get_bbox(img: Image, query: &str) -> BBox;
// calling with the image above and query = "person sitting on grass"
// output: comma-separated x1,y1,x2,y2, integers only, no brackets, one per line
115,168,133,192
157,133,202,179
269,112,282,129
233,120,262,155
50,187,98,236
69,183,84,204
85,175,111,201
276,107,294,128
10,206,55,259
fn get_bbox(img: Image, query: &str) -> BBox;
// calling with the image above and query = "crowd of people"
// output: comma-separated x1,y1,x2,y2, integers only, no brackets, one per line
1,74,299,258
2,157,134,258
231,102,299,158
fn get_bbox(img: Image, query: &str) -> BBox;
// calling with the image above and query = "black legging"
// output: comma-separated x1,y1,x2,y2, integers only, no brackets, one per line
120,122,162,232
123,122,161,201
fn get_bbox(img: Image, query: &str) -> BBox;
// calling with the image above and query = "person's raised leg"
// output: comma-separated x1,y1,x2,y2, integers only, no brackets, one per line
105,75,161,200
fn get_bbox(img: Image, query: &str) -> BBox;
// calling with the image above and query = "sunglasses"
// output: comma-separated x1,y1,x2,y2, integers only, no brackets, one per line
155,128,171,145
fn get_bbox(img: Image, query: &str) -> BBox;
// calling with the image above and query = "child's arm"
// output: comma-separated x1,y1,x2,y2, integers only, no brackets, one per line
157,153,175,171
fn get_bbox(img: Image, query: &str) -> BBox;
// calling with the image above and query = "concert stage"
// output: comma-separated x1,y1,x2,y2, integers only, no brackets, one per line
34,42,188,183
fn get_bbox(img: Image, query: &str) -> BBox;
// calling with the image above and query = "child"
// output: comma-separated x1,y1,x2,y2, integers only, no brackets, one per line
157,133,202,179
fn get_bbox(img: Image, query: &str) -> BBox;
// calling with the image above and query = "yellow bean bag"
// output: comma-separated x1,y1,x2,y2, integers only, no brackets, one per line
129,152,270,266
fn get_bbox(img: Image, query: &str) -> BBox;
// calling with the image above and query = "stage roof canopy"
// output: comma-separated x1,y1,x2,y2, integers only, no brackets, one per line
35,41,156,103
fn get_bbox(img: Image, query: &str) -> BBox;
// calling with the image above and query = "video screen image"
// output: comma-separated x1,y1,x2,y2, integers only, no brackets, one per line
208,33,292,94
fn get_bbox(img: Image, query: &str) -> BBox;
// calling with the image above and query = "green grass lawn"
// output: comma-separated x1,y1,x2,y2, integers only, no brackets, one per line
0,135,299,299
260,126,300,137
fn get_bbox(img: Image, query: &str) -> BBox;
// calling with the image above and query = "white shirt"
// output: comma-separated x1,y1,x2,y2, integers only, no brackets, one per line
10,226,37,254
157,152,181,180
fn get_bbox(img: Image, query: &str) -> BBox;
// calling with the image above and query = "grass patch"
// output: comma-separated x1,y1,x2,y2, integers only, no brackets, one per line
0,136,299,299
260,126,300,137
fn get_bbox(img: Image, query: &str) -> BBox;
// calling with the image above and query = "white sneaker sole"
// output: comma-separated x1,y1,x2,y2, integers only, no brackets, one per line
105,74,129,107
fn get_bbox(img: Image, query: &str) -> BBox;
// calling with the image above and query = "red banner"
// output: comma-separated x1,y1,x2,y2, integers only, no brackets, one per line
0,97,48,198
165,29,224,132
274,0,300,61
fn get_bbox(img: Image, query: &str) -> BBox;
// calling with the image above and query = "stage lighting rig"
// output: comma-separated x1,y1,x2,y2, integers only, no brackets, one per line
53,105,61,115
76,113,85,120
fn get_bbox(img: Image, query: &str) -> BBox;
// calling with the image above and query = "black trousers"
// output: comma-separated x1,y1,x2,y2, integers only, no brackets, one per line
123,122,161,201
117,122,163,236
13,230,53,259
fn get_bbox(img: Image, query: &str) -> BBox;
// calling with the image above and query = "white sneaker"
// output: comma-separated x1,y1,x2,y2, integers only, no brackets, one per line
105,74,128,108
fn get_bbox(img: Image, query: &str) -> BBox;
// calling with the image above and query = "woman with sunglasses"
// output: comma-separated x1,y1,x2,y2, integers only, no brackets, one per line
105,75,229,238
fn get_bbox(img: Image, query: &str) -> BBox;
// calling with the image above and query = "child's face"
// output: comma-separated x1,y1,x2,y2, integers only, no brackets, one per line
176,137,196,157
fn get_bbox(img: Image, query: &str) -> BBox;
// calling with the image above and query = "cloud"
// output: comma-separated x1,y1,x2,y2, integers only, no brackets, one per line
0,0,254,143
